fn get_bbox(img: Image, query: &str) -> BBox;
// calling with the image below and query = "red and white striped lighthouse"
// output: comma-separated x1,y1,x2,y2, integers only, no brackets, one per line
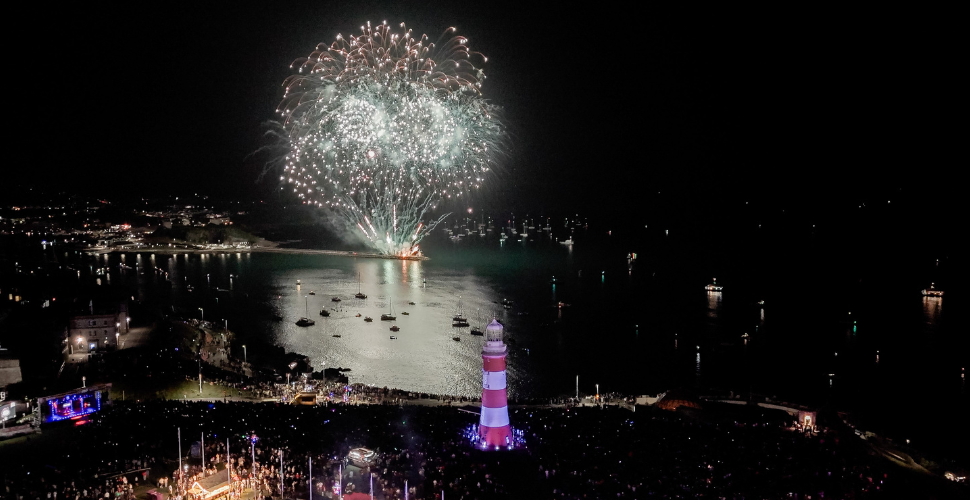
479,319,512,447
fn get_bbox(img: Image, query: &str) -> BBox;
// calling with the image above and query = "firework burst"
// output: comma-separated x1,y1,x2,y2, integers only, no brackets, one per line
275,20,505,256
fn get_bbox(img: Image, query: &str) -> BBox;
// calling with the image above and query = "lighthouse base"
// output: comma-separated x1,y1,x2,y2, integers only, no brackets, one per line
479,424,512,447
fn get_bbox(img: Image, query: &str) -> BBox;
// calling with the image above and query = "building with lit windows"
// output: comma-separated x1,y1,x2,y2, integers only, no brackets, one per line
65,301,128,359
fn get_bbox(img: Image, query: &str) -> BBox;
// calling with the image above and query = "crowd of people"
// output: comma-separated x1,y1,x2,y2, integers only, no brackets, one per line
4,318,961,499
2,455,150,500
3,395,961,499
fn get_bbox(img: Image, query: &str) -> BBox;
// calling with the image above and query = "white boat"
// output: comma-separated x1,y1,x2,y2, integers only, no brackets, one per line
705,278,723,292
922,283,944,297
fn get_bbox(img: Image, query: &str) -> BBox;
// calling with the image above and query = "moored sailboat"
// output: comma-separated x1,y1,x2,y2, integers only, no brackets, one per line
381,299,397,321
452,296,469,327
296,296,315,327
355,272,367,299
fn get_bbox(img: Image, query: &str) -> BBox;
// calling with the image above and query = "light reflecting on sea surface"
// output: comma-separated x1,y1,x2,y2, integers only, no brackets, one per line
706,291,721,319
922,296,942,325
695,350,702,385
270,258,510,398
72,239,966,420
95,248,568,398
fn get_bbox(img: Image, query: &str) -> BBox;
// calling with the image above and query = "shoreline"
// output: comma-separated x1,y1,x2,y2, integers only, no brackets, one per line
83,244,429,261
52,320,967,482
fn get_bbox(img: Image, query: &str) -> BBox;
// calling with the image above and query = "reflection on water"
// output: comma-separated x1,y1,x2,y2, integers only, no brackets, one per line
63,243,961,409
922,296,942,325
271,257,512,397
73,248,571,398
695,349,702,385
706,291,721,319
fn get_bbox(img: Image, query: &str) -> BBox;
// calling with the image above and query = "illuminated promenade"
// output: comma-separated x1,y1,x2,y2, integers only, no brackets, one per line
85,245,429,260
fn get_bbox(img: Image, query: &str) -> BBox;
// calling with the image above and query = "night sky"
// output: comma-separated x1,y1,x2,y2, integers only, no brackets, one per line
11,4,960,225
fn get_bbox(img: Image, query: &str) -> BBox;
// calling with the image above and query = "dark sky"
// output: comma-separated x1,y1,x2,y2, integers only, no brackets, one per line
11,3,961,221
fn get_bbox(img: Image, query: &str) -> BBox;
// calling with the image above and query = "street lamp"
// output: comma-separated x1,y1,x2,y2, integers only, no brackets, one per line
250,434,257,479
126,316,130,332
242,345,247,364
198,307,204,323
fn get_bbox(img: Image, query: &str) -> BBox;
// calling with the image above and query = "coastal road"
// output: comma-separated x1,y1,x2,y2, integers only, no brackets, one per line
119,326,151,349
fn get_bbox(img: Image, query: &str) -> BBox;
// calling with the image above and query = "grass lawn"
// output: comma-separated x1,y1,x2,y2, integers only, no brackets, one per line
108,378,256,402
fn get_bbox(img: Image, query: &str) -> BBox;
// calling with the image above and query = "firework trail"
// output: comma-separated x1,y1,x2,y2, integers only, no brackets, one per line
274,20,505,256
